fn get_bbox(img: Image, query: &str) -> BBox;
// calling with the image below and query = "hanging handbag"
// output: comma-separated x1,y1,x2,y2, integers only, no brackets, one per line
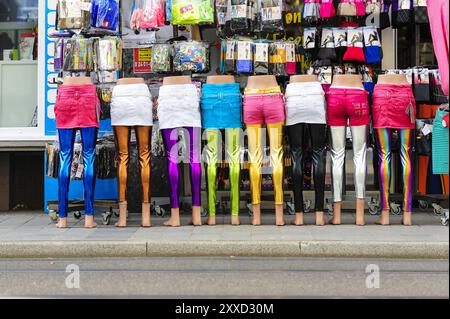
413,67,431,103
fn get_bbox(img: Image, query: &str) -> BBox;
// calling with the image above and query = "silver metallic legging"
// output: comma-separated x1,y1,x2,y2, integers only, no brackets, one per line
330,125,368,202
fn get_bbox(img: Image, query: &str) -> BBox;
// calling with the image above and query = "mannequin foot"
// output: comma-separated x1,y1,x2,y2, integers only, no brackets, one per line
375,210,390,226
206,216,216,226
141,203,152,228
402,212,412,226
231,216,240,226
316,211,326,226
356,199,365,226
329,202,342,225
164,208,181,227
116,202,127,228
252,204,261,226
56,217,68,229
85,215,97,229
291,213,305,226
275,205,285,226
191,206,202,226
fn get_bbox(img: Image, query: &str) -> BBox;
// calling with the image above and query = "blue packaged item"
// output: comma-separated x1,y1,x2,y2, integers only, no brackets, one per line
236,41,253,74
96,0,119,31
201,83,243,129
91,0,99,28
166,0,172,22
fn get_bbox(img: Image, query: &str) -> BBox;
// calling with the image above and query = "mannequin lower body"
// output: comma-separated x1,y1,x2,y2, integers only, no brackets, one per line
57,127,98,229
287,123,327,226
375,128,414,226
113,126,152,228
247,123,285,226
204,128,242,226
161,127,202,227
329,125,368,226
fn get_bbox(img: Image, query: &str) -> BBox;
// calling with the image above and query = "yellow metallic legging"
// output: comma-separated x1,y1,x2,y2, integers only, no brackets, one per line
247,123,284,205
204,129,242,216
114,126,152,203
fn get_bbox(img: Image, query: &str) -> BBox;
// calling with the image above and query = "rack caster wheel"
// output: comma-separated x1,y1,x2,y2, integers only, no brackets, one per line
286,201,295,215
200,207,208,217
419,200,429,210
304,200,312,214
326,203,334,216
368,203,380,216
154,205,166,217
432,204,445,216
73,211,82,219
49,210,58,222
247,203,253,217
441,211,449,226
390,203,402,215
102,211,112,225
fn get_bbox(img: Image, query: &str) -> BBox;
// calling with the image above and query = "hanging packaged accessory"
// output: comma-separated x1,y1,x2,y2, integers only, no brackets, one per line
217,0,232,37
173,41,210,72
139,0,166,29
269,42,287,76
224,39,237,73
285,42,297,75
333,27,347,64
254,42,269,74
151,43,173,73
94,0,119,31
430,70,449,104
392,0,413,28
54,38,65,72
57,0,92,30
236,40,254,74
63,37,95,72
343,27,365,63
230,0,256,32
413,0,429,24
366,0,382,14
317,28,337,66
363,26,382,64
172,0,214,25
413,67,430,103
380,0,392,29
302,0,321,23
258,0,284,33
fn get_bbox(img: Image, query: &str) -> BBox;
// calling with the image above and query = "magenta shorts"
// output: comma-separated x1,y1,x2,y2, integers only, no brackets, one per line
372,84,416,129
326,87,370,127
55,84,100,129
320,0,336,18
243,94,285,125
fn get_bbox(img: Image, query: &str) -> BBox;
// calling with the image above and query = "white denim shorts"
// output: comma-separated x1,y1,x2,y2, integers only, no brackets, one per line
111,84,153,126
157,84,202,130
285,82,327,126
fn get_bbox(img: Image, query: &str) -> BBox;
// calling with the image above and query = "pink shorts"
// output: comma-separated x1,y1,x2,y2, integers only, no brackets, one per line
320,0,336,18
55,84,100,129
372,84,416,129
326,87,370,126
243,94,286,125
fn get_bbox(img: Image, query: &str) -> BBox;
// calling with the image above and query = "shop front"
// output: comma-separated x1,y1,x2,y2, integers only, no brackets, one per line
0,1,447,224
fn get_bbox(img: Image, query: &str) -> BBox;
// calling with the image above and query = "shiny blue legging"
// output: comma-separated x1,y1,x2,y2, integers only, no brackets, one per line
58,128,98,218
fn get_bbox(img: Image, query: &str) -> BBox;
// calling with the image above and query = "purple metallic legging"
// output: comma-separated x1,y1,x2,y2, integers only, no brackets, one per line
161,127,202,209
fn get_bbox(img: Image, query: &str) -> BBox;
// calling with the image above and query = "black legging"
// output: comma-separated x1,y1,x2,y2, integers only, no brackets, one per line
287,123,328,212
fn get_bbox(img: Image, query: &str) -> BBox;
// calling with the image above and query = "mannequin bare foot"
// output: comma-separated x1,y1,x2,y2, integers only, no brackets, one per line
291,213,304,226
329,202,342,225
191,206,202,226
252,204,261,226
164,208,181,227
356,199,365,226
206,215,216,226
275,204,285,226
116,201,127,228
141,203,152,228
402,212,412,226
316,211,326,226
231,216,240,226
85,215,97,229
56,217,68,229
375,210,390,225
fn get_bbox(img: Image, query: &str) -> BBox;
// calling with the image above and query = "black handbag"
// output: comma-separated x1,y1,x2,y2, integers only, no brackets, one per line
416,134,432,156
413,68,431,103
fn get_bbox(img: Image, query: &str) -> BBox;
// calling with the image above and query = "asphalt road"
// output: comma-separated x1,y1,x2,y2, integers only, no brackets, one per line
0,257,448,298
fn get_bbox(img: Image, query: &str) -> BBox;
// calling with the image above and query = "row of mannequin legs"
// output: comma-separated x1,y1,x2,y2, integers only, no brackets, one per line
56,125,413,227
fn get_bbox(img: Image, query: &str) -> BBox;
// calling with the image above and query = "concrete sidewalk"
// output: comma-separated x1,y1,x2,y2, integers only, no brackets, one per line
0,212,448,259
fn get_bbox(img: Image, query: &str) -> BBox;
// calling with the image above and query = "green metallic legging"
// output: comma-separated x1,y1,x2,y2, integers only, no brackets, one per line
204,129,242,216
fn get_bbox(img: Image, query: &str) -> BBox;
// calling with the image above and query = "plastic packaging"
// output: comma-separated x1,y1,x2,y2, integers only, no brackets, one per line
258,0,284,33
57,0,92,30
54,38,65,72
97,38,121,71
140,0,166,29
151,44,173,73
224,39,237,74
254,42,269,74
269,42,287,76
217,0,232,37
236,40,254,74
172,0,214,25
63,38,96,72
230,0,256,32
173,41,210,73
93,0,119,31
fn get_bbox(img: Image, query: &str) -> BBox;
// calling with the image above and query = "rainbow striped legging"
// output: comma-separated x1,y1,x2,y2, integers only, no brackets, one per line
375,128,414,213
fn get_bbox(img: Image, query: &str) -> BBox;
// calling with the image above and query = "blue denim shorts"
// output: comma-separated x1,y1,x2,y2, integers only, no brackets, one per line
201,83,242,129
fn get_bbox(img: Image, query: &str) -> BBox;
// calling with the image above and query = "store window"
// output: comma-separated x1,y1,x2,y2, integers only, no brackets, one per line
397,24,437,69
0,0,38,129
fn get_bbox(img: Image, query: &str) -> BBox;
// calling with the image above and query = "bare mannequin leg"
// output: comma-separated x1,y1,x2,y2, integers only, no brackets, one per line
376,210,390,226
356,198,365,226
164,208,181,227
231,215,240,226
402,211,412,226
275,204,285,226
330,202,342,225
141,202,151,227
56,217,68,229
316,211,326,226
85,215,97,229
206,215,216,226
252,204,261,226
192,206,202,226
291,212,305,226
116,201,127,228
